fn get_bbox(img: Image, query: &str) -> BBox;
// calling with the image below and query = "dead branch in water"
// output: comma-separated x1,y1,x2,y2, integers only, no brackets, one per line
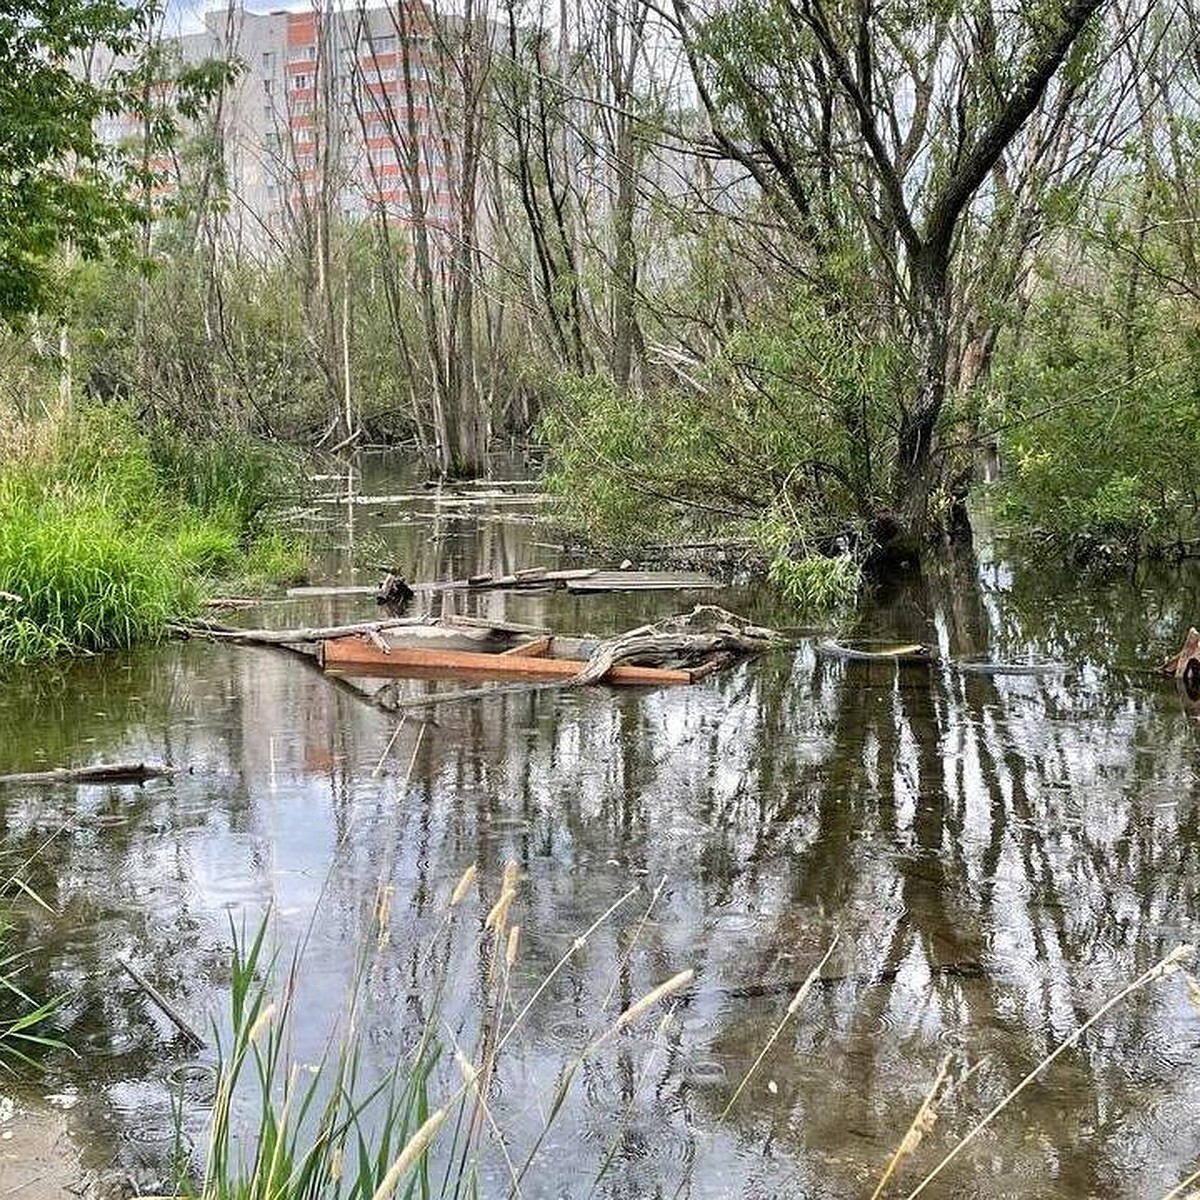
567,606,784,687
0,763,188,786
118,959,207,1048
172,614,549,647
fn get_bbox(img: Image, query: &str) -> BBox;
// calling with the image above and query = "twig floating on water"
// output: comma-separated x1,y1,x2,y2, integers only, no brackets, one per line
0,763,189,786
118,959,207,1049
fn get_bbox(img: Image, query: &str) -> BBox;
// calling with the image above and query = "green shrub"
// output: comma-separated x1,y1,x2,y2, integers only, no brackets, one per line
540,293,895,553
767,553,861,614
0,404,308,663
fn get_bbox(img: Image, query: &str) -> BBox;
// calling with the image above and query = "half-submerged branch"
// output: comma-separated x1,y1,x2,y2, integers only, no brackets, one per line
0,762,189,786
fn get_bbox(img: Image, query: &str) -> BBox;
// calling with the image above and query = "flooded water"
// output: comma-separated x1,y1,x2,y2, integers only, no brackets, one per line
2,455,1200,1198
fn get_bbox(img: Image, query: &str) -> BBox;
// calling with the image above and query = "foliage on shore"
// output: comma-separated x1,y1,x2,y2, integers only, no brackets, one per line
991,274,1200,566
0,405,307,664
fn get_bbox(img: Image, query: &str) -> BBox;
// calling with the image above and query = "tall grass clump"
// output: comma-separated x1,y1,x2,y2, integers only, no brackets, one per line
174,858,856,1200
0,404,307,664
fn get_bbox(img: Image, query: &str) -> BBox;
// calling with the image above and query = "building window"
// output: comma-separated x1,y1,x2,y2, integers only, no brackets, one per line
288,43,316,61
261,50,275,72
292,74,308,90
263,78,273,94
367,34,396,55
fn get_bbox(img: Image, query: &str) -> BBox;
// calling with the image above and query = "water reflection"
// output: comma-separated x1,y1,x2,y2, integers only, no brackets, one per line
0,460,1199,1198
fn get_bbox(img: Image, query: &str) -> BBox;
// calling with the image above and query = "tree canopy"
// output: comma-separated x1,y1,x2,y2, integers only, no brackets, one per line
0,0,150,319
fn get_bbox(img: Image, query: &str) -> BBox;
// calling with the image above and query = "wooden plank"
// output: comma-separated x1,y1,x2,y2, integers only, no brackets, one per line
566,571,723,592
287,585,378,598
500,636,551,658
543,568,598,582
321,638,692,684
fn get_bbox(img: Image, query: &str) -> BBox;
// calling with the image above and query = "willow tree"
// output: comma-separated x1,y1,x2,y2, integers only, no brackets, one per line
0,0,151,320
672,0,1120,553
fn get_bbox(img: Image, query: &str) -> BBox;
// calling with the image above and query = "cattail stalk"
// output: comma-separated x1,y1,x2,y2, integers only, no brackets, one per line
449,863,477,907
370,1108,448,1200
870,1056,951,1200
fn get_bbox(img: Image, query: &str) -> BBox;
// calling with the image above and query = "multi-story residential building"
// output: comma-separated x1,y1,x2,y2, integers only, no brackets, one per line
95,2,460,247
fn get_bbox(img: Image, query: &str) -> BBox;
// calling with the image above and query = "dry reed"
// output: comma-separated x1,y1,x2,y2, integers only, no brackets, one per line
719,935,839,1120
903,943,1195,1199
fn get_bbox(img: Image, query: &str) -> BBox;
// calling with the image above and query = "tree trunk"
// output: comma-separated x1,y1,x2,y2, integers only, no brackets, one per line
894,253,951,536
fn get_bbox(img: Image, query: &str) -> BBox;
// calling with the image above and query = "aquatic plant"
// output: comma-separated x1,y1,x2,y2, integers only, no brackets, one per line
0,866,65,1073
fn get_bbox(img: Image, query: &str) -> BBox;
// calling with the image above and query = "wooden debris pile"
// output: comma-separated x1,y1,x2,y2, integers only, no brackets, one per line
568,605,783,686
287,566,723,600
175,606,783,690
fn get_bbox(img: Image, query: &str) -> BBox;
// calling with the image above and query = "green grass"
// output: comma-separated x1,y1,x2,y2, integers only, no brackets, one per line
0,406,308,663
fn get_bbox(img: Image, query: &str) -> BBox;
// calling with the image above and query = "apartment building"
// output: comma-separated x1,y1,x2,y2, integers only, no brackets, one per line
97,3,459,246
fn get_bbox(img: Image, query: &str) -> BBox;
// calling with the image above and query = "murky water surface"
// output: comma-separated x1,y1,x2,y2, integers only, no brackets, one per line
2,456,1199,1198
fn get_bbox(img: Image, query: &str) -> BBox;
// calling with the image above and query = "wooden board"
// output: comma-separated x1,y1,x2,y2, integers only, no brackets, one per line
500,636,552,658
321,637,692,685
565,571,723,592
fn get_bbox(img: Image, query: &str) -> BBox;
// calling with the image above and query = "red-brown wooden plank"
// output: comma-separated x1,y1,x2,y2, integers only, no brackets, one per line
321,638,691,684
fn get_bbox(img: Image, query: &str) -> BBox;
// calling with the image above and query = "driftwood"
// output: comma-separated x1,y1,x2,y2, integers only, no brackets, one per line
118,959,207,1048
0,762,188,786
287,567,721,599
953,661,1067,676
816,640,933,665
567,606,783,687
173,614,547,647
1161,627,1200,704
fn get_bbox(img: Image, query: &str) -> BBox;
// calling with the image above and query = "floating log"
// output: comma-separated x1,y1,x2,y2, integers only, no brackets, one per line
285,567,722,599
286,585,378,598
953,661,1067,676
565,571,723,592
816,640,934,665
174,615,547,647
0,762,188,786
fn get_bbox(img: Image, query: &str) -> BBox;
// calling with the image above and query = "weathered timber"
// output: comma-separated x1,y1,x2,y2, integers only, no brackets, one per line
321,638,693,685
286,585,378,598
565,571,723,592
566,606,782,687
0,762,188,786
287,568,724,599
175,615,546,647
500,636,552,658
